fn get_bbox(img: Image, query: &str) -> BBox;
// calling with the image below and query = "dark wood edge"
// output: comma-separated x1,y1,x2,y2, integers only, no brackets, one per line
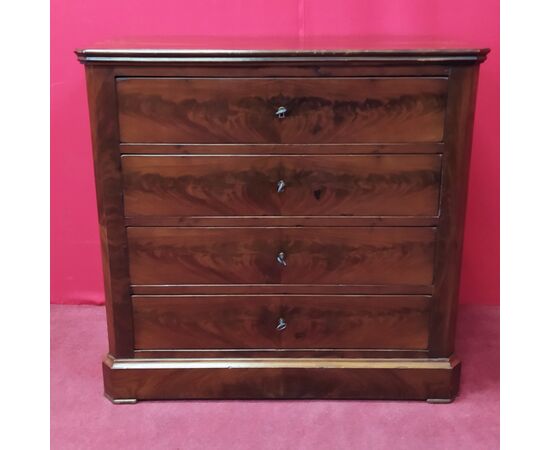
103,354,461,401
134,349,430,359
77,48,490,57
130,284,434,295
78,57,487,67
117,75,449,80
113,66,452,77
124,216,440,227
429,66,480,357
125,225,437,230
85,66,134,358
119,143,445,154
76,48,489,65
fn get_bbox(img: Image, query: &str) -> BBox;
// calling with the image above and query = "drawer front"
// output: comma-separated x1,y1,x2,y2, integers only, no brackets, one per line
132,295,430,350
122,155,442,217
127,227,436,285
117,77,447,144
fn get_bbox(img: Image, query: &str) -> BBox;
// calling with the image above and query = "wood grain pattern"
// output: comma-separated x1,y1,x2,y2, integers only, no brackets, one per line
429,66,480,357
85,66,134,358
132,295,430,350
122,154,442,217
127,227,436,286
77,44,487,401
103,355,461,401
116,77,448,144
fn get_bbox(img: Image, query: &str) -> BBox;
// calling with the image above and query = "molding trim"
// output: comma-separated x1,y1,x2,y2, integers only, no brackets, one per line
105,354,459,370
102,355,461,402
75,49,489,65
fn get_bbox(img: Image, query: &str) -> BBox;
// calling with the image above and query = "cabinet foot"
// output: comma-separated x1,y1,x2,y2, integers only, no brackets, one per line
104,392,137,404
426,398,454,404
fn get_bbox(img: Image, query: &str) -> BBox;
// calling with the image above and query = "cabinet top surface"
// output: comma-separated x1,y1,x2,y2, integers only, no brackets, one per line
75,36,489,63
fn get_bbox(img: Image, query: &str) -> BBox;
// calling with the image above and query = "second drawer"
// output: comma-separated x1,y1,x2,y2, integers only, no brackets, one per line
132,295,430,350
121,154,442,217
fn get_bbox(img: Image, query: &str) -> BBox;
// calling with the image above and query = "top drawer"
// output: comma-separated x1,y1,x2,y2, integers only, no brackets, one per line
116,77,448,144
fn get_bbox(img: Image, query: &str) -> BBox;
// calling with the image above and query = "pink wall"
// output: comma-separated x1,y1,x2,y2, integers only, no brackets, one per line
51,0,499,305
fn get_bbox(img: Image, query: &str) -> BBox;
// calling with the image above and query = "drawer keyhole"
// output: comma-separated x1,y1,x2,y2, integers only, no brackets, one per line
276,318,287,331
275,106,287,119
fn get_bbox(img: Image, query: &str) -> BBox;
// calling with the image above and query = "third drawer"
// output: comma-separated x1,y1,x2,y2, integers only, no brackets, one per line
127,226,436,286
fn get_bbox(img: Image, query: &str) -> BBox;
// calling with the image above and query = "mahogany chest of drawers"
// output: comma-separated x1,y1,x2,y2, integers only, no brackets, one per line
76,38,488,403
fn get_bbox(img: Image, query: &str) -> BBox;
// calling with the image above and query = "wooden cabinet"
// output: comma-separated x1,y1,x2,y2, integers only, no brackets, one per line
77,38,488,402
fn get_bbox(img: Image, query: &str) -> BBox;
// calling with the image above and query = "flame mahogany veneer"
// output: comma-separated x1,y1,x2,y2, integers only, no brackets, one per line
77,39,488,403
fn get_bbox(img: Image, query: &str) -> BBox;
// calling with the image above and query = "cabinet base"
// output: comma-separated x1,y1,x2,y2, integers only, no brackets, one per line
103,355,461,402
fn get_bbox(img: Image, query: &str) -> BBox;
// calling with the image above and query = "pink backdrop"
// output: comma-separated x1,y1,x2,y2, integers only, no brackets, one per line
51,0,500,305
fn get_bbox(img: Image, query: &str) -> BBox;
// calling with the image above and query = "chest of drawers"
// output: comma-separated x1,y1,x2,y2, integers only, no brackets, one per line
76,38,488,403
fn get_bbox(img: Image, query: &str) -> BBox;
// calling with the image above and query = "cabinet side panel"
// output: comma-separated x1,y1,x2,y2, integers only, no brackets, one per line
85,66,134,357
429,65,480,357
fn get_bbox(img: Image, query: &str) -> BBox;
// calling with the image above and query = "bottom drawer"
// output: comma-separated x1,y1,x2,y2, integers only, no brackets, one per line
132,295,430,350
